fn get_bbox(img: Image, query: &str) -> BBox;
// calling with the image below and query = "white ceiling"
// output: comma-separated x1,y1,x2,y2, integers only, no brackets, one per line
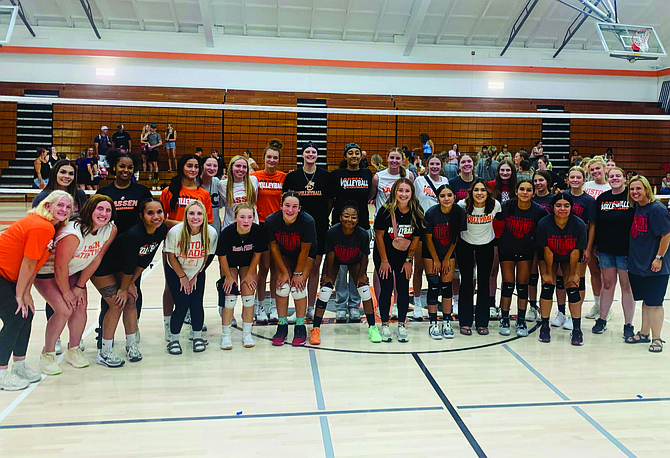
7,0,670,55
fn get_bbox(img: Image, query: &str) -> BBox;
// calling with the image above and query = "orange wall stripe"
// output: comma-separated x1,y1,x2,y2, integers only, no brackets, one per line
0,45,667,78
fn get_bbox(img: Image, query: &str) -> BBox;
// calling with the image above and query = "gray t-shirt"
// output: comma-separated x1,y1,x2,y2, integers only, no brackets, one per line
628,201,670,277
147,132,161,147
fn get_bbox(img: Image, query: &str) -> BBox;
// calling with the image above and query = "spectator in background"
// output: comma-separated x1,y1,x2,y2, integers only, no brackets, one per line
413,133,434,161
140,124,151,172
476,145,489,164
94,126,111,168
112,124,132,153
48,147,59,167
604,147,614,162
370,154,385,173
606,160,617,173
165,124,176,172
474,148,498,182
517,159,533,181
496,145,512,162
626,170,637,182
33,147,50,189
243,150,259,171
570,149,582,167
661,171,670,195
194,147,203,157
360,150,369,168
531,140,544,167
211,149,224,178
537,156,565,190
145,123,162,173
443,148,459,180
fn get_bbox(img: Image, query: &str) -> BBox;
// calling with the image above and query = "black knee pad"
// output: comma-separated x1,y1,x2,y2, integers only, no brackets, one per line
501,282,515,298
528,274,539,287
440,281,453,299
540,283,555,300
516,283,529,300
426,274,440,305
579,277,586,291
556,275,564,290
566,287,581,303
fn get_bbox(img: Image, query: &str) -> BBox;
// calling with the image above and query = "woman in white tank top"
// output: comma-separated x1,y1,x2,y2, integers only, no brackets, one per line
370,148,414,216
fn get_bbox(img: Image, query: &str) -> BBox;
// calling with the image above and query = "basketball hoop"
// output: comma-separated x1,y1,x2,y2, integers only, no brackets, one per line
631,28,651,53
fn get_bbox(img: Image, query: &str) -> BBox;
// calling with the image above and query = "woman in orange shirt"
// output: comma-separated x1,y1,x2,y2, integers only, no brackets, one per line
0,190,73,391
251,139,286,324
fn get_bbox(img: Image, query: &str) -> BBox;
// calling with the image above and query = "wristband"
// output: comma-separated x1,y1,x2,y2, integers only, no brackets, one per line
74,284,86,290
293,272,303,277
656,255,664,260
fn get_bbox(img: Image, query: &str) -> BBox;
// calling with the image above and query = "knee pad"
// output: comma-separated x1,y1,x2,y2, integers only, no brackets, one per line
501,282,515,298
318,283,334,302
224,295,238,309
291,286,308,300
516,283,529,300
528,274,539,287
579,277,586,291
556,275,564,290
357,285,372,302
276,283,291,297
242,295,254,308
566,287,581,304
540,283,555,300
440,282,453,299
426,274,440,304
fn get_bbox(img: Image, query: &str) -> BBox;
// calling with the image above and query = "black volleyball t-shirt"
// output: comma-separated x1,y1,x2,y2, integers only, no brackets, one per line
536,214,587,262
283,167,335,229
568,192,596,225
449,176,474,202
325,223,370,265
265,210,317,258
97,182,153,234
331,168,373,230
532,194,553,213
595,189,635,256
423,204,464,259
96,222,167,276
498,200,549,256
216,223,268,267
373,206,423,264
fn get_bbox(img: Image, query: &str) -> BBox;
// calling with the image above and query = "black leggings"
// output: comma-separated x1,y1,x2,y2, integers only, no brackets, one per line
374,253,410,323
455,240,495,328
96,276,143,326
0,277,33,366
165,267,205,335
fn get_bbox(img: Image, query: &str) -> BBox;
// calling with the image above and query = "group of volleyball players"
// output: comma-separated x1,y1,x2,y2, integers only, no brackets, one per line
1,143,669,390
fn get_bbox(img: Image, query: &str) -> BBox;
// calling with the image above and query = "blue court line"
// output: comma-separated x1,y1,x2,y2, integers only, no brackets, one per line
413,353,487,458
503,344,637,458
0,406,443,431
309,349,335,458
457,397,670,410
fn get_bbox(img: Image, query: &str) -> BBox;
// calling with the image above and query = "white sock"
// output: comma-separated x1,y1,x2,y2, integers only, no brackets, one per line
242,322,252,334
594,296,600,307
125,333,136,348
13,360,25,367
164,316,170,326
192,330,202,339
102,339,113,353
221,324,231,336
415,296,423,308
453,295,459,303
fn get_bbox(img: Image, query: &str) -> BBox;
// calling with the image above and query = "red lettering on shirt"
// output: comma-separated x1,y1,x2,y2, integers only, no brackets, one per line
547,235,577,255
505,216,535,239
277,231,302,251
334,245,360,262
631,214,648,239
432,223,451,246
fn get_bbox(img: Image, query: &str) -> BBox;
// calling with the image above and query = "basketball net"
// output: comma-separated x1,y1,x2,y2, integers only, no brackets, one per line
631,28,651,53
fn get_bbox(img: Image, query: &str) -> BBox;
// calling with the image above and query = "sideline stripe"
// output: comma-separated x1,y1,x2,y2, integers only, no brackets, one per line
503,344,637,458
0,406,443,430
309,349,335,458
413,353,487,457
458,397,670,410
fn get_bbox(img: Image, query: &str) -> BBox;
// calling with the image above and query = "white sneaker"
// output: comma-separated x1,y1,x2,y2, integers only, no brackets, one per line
306,307,315,321
526,306,539,322
125,342,142,362
442,321,455,339
0,370,29,391
585,303,599,319
97,349,125,368
380,325,392,342
336,310,348,323
40,352,61,376
55,338,63,356
397,325,409,343
489,306,500,320
65,347,90,368
164,322,171,342
79,340,86,352
348,308,361,322
391,304,398,319
11,362,42,383
429,323,442,340
242,333,255,348
268,301,279,322
452,298,459,316
255,306,269,324
412,302,424,320
287,311,297,324
551,311,567,327
220,333,233,350
562,318,574,330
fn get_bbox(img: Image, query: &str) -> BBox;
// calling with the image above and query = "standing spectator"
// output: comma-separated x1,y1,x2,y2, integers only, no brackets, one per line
244,150,259,172
140,124,150,172
145,123,162,173
77,148,94,191
570,149,582,167
443,149,459,180
413,133,434,161
604,147,614,162
94,126,111,168
165,124,176,172
48,146,59,167
497,145,512,162
194,147,203,157
474,149,498,182
531,141,544,167
33,147,50,189
211,149,224,178
476,145,489,164
537,156,565,190
111,124,132,153
517,159,533,181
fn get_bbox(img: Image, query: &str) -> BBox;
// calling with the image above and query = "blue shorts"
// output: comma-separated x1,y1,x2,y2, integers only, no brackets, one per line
597,252,628,270
165,141,176,149
628,273,669,306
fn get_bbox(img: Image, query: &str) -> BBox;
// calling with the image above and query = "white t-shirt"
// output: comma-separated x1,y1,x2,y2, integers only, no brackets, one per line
414,175,450,212
583,181,611,199
375,169,403,215
39,221,115,275
164,223,218,280
217,176,259,229
457,200,501,245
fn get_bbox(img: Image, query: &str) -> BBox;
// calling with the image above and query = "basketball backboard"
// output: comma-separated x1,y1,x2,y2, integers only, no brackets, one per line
596,22,666,62
0,5,17,45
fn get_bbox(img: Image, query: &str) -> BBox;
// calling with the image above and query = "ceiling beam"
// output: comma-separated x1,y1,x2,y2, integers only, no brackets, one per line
373,0,388,42
404,0,432,56
8,0,36,36
129,0,145,30
276,0,280,37
435,0,459,44
495,0,532,46
54,0,74,27
167,0,180,32
78,0,101,38
309,1,315,38
524,1,559,45
342,0,353,40
199,0,215,46
89,0,110,29
465,0,493,45
241,0,247,35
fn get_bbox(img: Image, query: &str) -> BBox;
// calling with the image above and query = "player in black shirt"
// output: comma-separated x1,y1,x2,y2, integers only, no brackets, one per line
536,193,588,345
265,192,317,347
216,202,268,350
309,202,377,344
497,180,548,337
422,184,464,340
92,199,167,367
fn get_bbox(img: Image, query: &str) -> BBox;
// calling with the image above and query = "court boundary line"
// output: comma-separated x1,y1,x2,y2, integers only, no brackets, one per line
413,353,487,458
308,349,335,458
503,344,637,458
457,397,670,410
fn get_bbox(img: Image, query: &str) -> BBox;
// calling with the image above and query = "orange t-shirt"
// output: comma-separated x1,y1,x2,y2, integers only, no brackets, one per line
252,170,287,223
0,214,55,282
160,186,213,224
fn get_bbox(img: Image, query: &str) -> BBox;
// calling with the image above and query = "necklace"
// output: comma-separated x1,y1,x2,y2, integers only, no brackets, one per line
239,231,250,244
303,168,316,189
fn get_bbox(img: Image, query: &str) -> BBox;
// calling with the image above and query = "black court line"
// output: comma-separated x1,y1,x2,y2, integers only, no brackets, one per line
0,406,443,430
457,397,670,410
413,353,487,458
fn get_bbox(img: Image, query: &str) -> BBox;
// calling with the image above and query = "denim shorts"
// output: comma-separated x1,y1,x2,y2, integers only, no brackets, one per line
165,141,176,149
597,252,628,270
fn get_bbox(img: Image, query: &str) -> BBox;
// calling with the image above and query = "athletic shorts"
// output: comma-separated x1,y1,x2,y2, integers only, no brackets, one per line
628,273,669,306
315,225,328,256
421,245,454,261
597,252,628,270
498,251,535,263
147,147,159,162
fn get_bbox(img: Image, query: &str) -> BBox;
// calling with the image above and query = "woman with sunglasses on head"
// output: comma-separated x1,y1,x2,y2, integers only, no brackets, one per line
251,139,286,324
265,192,317,346
218,155,258,230
373,178,424,342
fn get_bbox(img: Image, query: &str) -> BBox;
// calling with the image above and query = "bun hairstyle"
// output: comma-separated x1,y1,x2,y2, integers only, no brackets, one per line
264,139,283,158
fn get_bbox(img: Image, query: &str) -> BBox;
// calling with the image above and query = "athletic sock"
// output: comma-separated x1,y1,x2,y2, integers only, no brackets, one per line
221,324,231,336
594,296,600,307
312,315,323,328
572,317,581,330
428,312,438,324
366,313,376,326
242,322,252,334
558,304,566,314
541,317,549,326
296,317,305,326
518,308,527,322
102,338,113,353
442,311,451,321
125,333,136,348
192,330,202,339
278,316,287,325
13,360,25,368
501,310,510,319
163,316,170,326
529,300,537,310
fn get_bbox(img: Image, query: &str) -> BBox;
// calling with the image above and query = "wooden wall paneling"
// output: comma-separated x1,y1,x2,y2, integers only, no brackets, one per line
0,102,17,178
326,113,396,168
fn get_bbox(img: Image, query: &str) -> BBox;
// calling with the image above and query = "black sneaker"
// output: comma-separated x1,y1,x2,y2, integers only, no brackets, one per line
623,323,635,340
292,324,307,346
538,323,551,343
571,329,584,346
592,318,607,334
272,324,289,346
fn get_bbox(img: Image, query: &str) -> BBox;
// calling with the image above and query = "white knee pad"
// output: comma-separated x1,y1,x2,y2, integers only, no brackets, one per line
242,295,255,308
357,285,372,301
290,286,308,300
318,285,334,302
276,283,291,297
224,295,238,309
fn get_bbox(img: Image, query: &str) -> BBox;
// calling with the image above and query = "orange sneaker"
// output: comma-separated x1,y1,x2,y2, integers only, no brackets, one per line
309,327,321,345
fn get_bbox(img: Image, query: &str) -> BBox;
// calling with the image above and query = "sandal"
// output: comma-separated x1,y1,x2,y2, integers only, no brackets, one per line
460,326,472,336
193,338,207,353
624,332,650,344
649,338,665,353
477,327,489,336
167,340,182,355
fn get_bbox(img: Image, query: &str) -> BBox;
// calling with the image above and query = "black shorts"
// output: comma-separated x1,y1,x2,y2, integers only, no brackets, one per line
421,245,453,261
499,251,535,263
147,147,159,162
315,225,328,256
77,172,89,185
628,273,669,306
